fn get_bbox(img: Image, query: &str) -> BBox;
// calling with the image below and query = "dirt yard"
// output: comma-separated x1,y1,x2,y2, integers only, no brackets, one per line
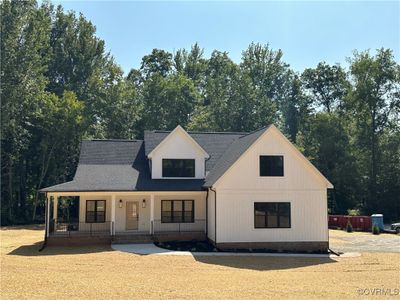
1,226,399,299
329,229,400,253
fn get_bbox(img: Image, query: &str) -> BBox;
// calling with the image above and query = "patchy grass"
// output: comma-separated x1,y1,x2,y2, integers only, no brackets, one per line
1,225,399,299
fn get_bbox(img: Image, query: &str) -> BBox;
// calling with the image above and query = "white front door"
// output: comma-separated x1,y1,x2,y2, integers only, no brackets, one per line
126,201,139,230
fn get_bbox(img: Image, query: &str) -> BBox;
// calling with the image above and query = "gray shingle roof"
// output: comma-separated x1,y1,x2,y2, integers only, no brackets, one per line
144,130,245,173
79,140,140,164
41,127,269,192
40,140,143,192
204,126,271,186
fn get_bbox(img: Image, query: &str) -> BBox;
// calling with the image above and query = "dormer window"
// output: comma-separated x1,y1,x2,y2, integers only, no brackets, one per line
162,159,195,177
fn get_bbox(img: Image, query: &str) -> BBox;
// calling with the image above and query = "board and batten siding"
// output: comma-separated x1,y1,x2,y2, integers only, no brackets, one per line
149,130,207,179
215,190,327,243
212,128,329,243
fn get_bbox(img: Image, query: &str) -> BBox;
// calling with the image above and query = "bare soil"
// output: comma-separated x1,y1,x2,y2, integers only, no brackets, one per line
329,229,400,253
1,225,399,299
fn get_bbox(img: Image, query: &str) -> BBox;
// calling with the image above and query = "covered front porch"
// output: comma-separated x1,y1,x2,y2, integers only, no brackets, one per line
45,191,207,242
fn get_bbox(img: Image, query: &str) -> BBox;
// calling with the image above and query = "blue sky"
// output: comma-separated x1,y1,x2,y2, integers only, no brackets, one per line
53,1,399,74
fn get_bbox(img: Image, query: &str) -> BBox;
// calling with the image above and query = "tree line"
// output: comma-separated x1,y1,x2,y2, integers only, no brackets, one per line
1,1,399,225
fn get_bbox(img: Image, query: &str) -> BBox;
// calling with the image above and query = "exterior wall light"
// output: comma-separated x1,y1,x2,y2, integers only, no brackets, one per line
119,199,123,208
142,199,146,208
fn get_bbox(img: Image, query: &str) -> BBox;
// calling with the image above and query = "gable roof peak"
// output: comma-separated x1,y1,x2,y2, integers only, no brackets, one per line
238,124,272,139
147,125,210,159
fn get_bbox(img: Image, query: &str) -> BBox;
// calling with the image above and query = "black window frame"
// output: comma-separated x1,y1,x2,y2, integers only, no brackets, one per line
161,200,195,223
162,159,195,178
259,155,284,177
254,202,291,228
85,200,106,223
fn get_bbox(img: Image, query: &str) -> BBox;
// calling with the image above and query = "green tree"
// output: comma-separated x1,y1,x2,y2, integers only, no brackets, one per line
139,73,200,131
280,72,311,142
1,0,52,222
302,62,350,113
195,50,258,131
174,43,207,83
241,43,289,128
377,130,400,221
297,114,360,214
47,6,106,97
101,64,141,139
140,49,173,79
30,91,84,220
349,48,400,213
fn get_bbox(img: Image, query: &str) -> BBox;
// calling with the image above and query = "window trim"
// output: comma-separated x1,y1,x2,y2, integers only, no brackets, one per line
161,200,195,223
259,155,284,177
254,202,291,229
85,200,106,223
162,158,196,178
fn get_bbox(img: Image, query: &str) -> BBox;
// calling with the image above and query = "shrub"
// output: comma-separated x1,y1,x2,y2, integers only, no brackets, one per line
347,209,361,216
346,221,353,233
372,224,380,235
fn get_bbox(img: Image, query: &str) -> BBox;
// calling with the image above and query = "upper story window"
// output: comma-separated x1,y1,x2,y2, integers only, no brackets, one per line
260,155,284,177
162,159,195,177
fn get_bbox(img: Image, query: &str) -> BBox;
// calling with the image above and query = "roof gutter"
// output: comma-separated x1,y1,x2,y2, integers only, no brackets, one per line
205,188,209,236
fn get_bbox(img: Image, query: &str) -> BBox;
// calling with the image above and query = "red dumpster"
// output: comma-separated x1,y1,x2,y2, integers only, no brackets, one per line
328,215,372,231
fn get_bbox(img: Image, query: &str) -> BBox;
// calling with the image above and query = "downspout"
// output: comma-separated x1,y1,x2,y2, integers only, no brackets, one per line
205,188,209,236
39,192,48,252
210,187,217,245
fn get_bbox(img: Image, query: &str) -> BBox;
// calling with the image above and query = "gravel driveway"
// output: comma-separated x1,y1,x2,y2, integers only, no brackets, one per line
329,230,400,253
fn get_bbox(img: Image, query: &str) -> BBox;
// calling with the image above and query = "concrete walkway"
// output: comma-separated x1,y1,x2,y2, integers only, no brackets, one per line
111,243,360,258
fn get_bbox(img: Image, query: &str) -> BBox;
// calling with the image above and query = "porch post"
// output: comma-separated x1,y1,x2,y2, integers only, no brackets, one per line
111,194,116,235
150,194,154,234
53,196,58,222
46,194,51,237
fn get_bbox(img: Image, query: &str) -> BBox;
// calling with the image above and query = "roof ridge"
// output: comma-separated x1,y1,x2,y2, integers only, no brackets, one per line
188,131,247,135
238,125,271,138
146,130,247,135
82,139,142,142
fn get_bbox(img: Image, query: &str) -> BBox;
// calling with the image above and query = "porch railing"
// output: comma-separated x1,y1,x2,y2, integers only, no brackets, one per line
50,219,113,237
153,219,205,233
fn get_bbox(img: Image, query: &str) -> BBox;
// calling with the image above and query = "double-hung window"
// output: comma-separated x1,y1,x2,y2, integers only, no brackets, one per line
254,202,291,228
161,200,194,223
86,200,106,223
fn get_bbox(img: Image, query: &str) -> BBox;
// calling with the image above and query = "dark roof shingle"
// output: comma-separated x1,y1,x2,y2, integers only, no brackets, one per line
144,130,245,172
41,127,269,192
204,126,270,186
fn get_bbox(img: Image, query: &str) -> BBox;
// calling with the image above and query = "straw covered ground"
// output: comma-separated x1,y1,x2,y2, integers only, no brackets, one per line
1,225,399,299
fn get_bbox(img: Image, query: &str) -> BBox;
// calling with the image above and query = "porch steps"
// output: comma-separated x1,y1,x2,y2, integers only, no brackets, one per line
112,234,153,244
